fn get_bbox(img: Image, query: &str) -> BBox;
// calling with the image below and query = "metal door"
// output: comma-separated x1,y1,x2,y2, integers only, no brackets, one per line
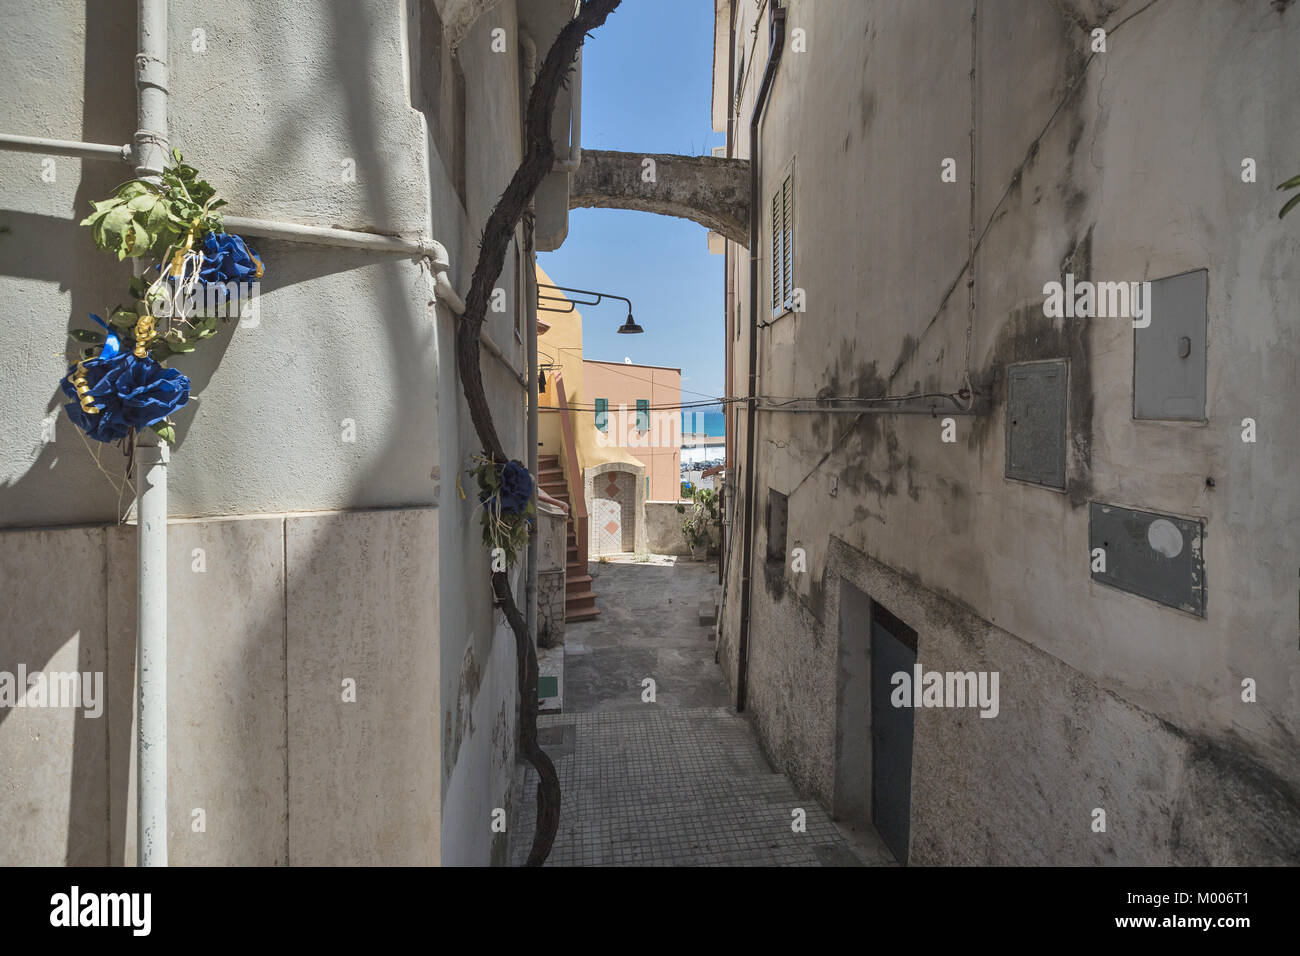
870,602,916,864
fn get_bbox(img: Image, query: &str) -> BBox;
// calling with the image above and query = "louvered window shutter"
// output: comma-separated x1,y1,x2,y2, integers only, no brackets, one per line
781,174,794,311
769,170,795,316
771,189,782,313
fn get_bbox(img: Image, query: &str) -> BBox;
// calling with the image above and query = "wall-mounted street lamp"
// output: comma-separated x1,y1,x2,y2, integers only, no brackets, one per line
538,282,644,334
537,349,561,391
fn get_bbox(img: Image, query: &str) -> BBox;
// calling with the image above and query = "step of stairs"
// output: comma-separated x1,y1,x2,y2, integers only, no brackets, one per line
565,573,593,594
540,454,597,620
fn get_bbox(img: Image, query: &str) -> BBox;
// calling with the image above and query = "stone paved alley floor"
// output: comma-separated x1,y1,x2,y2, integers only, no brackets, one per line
509,556,896,866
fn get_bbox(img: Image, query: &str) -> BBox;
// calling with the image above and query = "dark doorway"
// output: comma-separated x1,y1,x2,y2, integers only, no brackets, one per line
870,601,916,864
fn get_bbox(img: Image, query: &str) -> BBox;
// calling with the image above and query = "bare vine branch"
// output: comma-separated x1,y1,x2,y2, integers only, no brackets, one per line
455,0,622,867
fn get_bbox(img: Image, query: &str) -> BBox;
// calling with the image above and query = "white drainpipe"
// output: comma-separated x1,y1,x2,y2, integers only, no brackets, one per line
524,241,540,648
520,31,541,645
0,133,130,162
222,215,527,386
134,0,169,868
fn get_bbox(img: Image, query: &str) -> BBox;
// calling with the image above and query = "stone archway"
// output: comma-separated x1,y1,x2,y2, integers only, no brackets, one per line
569,150,751,246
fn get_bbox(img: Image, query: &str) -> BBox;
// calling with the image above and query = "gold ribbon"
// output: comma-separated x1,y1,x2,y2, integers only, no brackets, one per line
133,315,156,358
69,362,99,415
169,219,201,277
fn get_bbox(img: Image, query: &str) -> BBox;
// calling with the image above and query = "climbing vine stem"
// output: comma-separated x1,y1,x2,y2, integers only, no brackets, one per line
454,0,622,867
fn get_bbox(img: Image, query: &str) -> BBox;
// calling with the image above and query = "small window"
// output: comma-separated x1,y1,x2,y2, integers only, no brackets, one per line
766,489,788,562
770,164,794,316
636,399,649,432
594,398,608,432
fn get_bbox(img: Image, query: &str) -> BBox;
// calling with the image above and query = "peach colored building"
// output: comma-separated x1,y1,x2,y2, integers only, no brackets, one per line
582,359,682,503
535,267,678,568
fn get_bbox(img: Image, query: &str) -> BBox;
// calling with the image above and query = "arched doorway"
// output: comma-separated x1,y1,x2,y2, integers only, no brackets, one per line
590,468,637,555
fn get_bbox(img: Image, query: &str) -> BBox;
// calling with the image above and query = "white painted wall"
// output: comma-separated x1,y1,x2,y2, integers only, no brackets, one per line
0,0,439,526
0,0,554,865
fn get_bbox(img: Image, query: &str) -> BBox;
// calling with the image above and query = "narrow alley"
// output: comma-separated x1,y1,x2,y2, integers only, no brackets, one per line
508,557,894,866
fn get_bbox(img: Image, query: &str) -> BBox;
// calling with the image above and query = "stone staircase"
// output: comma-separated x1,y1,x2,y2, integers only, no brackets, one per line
538,453,598,621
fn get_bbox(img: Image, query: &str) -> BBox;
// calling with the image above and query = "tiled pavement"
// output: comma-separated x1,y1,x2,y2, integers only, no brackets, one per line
508,558,896,867
509,707,890,866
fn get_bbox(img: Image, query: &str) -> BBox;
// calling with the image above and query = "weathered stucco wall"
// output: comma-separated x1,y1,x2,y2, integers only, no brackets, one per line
536,500,567,648
646,500,692,555
0,0,541,865
719,0,1300,863
826,535,1299,865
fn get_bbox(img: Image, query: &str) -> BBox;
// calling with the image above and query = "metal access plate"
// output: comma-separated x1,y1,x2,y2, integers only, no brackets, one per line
1134,269,1207,420
1089,502,1205,616
1006,360,1067,489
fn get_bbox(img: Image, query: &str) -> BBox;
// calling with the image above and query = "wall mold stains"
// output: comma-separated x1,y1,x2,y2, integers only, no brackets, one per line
1169,735,1300,865
761,535,788,603
445,640,481,767
972,225,1095,507
859,89,876,131
886,333,920,384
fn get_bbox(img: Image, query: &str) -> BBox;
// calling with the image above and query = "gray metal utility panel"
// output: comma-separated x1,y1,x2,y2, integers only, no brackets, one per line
1134,269,1208,421
1089,502,1205,616
1006,360,1067,490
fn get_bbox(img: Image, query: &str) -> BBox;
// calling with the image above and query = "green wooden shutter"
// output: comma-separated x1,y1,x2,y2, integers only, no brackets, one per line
594,397,608,431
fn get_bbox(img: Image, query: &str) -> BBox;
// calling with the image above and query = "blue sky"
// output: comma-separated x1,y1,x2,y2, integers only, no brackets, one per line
539,0,726,407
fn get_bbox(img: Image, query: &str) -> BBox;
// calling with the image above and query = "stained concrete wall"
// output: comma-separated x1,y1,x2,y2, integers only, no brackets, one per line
717,0,1300,863
645,500,692,555
825,535,1300,865
536,500,567,648
0,509,439,866
0,0,550,865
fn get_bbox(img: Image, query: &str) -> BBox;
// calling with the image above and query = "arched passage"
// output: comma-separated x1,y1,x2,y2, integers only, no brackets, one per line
569,149,751,246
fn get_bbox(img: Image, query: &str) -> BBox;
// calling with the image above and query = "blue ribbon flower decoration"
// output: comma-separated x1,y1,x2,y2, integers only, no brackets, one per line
161,230,263,317
60,315,191,443
498,460,535,514
199,232,263,285
479,459,535,515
